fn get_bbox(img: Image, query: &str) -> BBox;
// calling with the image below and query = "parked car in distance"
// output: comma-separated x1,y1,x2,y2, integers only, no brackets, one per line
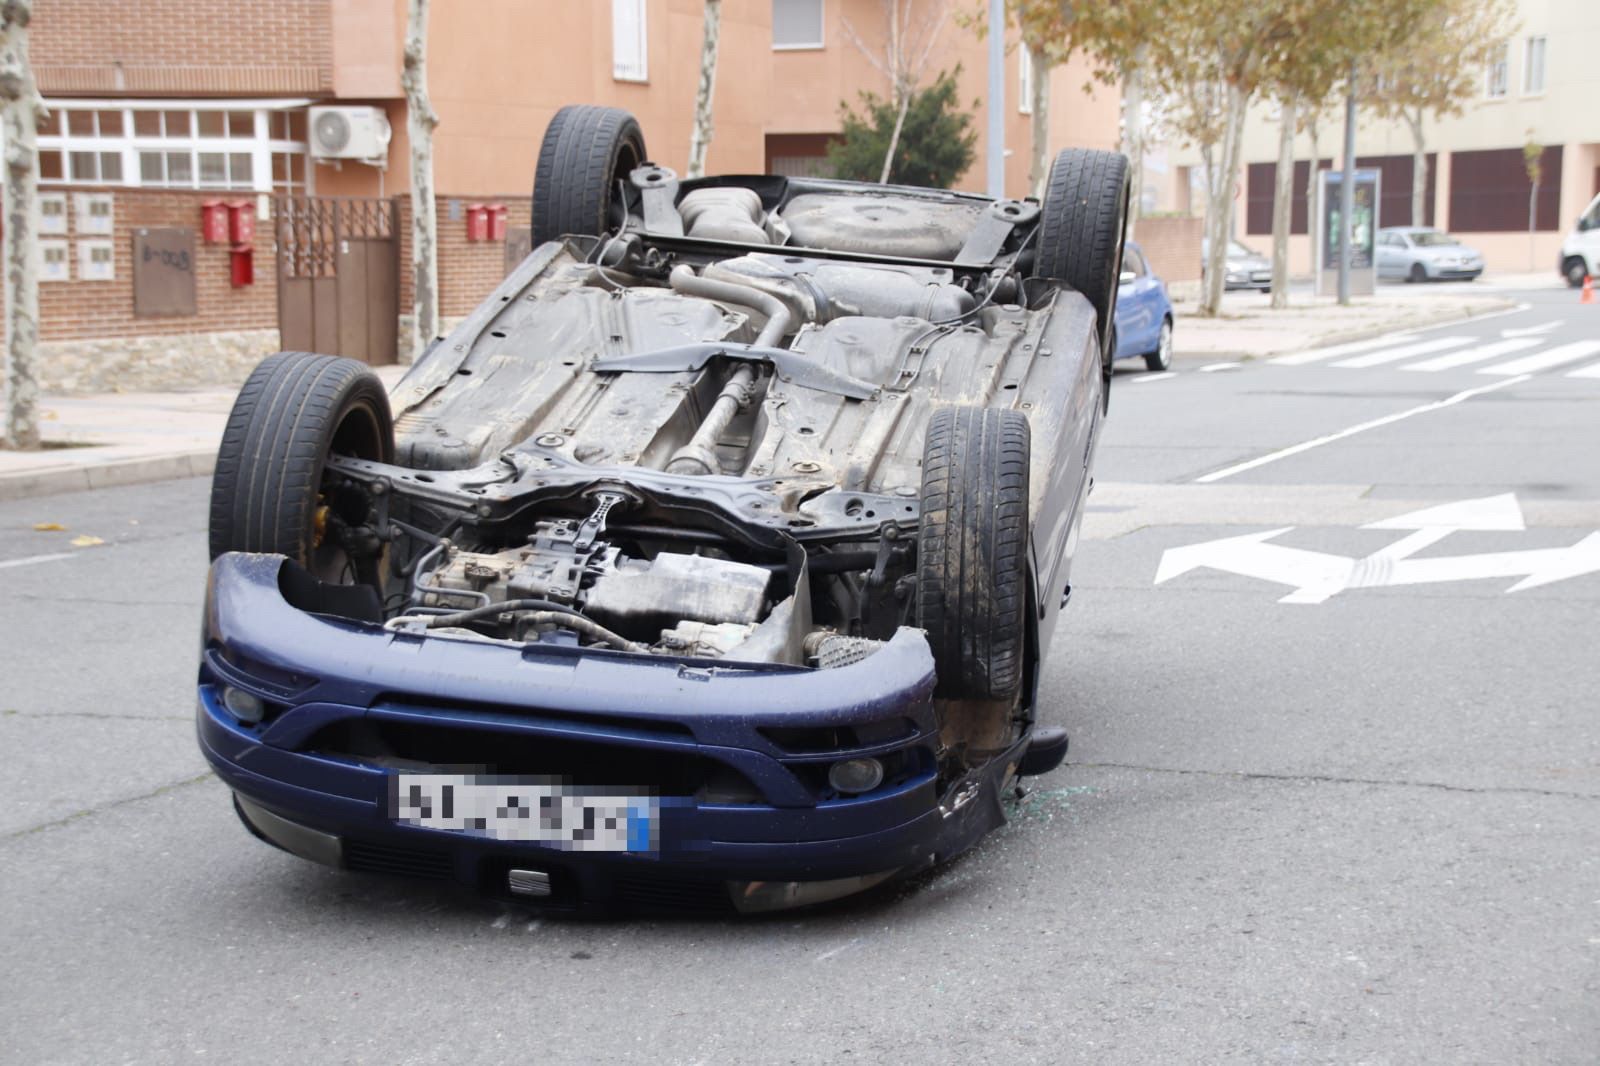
1377,226,1484,282
1559,192,1600,287
1201,237,1271,292
1113,240,1174,372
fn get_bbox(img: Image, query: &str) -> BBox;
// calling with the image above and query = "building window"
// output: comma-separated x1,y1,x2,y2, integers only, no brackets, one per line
1018,47,1033,115
38,101,309,193
1523,36,1546,94
1484,43,1508,98
612,0,648,82
773,0,824,49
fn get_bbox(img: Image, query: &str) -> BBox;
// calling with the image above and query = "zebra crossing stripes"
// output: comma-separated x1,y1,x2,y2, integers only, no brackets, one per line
1332,336,1473,369
1402,338,1540,371
1568,360,1600,379
1476,341,1600,376
1272,335,1413,365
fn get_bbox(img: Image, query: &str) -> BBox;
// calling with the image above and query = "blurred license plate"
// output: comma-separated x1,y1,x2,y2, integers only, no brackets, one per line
389,774,658,853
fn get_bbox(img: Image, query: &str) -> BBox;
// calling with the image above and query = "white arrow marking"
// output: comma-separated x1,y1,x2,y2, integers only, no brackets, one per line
1479,340,1600,375
1155,495,1600,602
1501,320,1561,338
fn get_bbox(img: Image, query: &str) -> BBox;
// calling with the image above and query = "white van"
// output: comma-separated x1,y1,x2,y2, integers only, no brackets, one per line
1560,193,1600,287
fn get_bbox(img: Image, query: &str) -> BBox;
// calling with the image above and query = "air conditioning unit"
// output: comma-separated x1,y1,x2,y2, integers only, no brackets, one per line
308,106,392,162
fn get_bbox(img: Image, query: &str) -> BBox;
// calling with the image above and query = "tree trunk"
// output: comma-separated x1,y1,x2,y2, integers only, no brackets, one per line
1200,81,1248,316
879,86,910,184
1122,46,1147,230
402,0,439,363
1306,116,1319,222
1269,96,1296,310
686,0,722,179
1,1,43,450
1404,108,1426,227
1027,43,1051,199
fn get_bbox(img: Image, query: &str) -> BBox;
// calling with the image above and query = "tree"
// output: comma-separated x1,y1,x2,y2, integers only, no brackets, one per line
1007,1,1077,199
842,0,950,183
1,0,43,450
1523,135,1542,270
1363,0,1514,229
401,0,439,363
829,68,977,188
686,0,722,179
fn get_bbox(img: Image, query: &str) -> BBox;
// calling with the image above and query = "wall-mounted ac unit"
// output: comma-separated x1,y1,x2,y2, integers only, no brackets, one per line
308,106,392,162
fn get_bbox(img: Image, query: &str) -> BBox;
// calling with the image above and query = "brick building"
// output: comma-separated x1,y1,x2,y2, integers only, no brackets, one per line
23,0,1121,390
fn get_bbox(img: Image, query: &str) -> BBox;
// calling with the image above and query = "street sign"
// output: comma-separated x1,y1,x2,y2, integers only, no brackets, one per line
1155,494,1600,604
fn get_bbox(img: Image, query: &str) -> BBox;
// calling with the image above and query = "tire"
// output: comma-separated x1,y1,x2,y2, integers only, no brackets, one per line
916,406,1031,702
1144,318,1173,373
1032,148,1131,365
208,353,393,584
1408,262,1427,284
1564,257,1588,288
531,105,648,247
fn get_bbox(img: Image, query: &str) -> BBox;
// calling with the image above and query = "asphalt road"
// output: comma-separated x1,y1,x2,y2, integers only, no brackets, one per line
3,286,1597,1064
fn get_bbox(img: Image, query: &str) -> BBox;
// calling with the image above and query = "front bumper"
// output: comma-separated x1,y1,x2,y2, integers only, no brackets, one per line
198,553,1020,914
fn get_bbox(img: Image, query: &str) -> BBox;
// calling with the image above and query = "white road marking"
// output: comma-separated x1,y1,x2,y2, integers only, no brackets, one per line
1567,361,1600,379
1156,494,1600,603
1479,341,1600,376
1502,320,1562,338
1402,338,1540,372
1193,375,1532,484
1198,361,1242,372
1272,335,1412,365
1333,336,1473,368
0,552,74,571
1132,371,1178,383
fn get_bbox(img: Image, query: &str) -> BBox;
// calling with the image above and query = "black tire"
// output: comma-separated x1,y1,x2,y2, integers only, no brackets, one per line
1032,148,1131,364
1408,262,1427,284
208,353,393,581
1143,318,1173,373
916,406,1030,701
1564,257,1588,288
531,105,648,247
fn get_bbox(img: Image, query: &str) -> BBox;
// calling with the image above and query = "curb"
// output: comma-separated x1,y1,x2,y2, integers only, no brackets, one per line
0,448,217,502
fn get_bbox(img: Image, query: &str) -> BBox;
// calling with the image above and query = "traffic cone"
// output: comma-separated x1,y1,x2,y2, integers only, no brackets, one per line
1584,275,1596,305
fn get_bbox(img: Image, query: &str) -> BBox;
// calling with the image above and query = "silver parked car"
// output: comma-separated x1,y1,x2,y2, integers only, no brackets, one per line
1201,238,1272,292
1377,226,1484,282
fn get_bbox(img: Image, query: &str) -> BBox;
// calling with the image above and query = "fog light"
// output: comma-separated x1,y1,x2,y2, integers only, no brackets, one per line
221,685,266,724
728,868,901,913
827,757,884,794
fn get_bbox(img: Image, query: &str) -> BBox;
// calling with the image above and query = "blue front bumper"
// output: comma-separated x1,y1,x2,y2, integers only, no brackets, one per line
198,553,1019,913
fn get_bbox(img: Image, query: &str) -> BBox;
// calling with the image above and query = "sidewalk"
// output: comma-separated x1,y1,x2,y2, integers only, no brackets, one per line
0,365,408,501
1168,273,1553,361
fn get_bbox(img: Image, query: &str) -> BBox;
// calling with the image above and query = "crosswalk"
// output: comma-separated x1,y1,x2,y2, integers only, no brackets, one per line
1274,333,1600,378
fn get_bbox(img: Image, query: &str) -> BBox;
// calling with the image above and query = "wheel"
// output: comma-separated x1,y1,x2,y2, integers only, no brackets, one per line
916,406,1030,704
1032,148,1131,366
1564,257,1588,288
1143,318,1173,372
531,105,648,247
208,352,394,589
1408,262,1428,284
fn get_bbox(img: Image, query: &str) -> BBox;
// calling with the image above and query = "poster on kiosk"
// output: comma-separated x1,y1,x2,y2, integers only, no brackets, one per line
1316,169,1380,297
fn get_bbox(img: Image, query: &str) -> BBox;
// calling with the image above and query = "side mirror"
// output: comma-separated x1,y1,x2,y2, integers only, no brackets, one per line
1119,270,1137,284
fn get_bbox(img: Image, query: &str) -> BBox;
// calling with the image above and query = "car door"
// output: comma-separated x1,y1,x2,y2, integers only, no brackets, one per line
1115,246,1156,355
1376,232,1401,278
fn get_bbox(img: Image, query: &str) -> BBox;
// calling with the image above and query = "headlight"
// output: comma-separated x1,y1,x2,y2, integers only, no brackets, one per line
828,757,885,794
221,685,267,724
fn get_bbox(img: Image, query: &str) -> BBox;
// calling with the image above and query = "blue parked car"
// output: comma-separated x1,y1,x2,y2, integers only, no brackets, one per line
197,106,1130,915
1112,241,1175,372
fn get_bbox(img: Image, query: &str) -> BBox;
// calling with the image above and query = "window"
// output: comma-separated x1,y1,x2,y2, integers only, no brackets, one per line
1523,36,1546,94
612,0,648,82
1484,43,1508,98
773,0,824,49
38,101,309,193
1018,47,1033,115
1122,246,1146,276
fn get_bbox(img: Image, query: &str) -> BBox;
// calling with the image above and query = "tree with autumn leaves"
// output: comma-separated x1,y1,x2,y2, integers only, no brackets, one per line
1006,0,1510,316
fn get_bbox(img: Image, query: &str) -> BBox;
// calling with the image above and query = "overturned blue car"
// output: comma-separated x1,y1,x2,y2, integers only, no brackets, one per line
198,105,1128,915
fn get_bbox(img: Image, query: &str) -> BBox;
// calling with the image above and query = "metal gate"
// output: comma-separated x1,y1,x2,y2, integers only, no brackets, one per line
275,196,398,365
